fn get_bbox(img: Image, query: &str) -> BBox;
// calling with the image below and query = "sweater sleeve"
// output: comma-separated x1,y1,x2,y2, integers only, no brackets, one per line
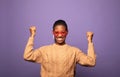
23,37,42,63
76,43,96,66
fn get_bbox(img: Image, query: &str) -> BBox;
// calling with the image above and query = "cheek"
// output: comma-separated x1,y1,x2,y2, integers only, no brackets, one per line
53,34,57,38
53,34,67,38
62,34,67,37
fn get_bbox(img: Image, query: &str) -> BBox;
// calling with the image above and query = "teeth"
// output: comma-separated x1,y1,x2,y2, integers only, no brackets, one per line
57,38,63,40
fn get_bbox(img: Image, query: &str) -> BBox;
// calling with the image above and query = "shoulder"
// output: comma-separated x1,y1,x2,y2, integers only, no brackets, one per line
38,44,53,50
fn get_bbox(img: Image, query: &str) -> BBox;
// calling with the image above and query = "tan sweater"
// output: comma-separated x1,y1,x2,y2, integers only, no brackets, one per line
23,37,96,77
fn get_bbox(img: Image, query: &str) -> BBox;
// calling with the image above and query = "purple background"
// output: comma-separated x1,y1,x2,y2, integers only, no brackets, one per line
0,0,120,77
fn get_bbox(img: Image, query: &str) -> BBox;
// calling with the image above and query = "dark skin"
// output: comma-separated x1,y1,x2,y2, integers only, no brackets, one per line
29,26,93,45
53,25,68,45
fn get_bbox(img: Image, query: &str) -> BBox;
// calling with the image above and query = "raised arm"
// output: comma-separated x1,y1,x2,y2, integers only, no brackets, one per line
23,26,42,63
86,32,96,66
77,32,96,66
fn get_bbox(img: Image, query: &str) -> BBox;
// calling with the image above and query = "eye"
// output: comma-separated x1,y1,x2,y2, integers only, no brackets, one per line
53,31,59,35
61,32,65,34
53,31,67,35
55,32,59,34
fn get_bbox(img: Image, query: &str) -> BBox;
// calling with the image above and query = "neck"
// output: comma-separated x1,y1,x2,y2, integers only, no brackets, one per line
55,42,66,46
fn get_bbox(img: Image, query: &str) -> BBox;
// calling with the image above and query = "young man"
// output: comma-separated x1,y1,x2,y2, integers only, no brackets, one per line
23,20,96,77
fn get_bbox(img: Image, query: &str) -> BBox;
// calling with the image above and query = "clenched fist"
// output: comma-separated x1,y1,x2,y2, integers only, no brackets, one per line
86,32,94,43
29,26,36,37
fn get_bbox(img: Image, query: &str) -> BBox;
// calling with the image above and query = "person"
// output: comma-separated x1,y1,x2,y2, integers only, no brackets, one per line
23,20,96,77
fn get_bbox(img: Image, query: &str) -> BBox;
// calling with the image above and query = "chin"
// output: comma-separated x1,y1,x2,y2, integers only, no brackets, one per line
57,41,66,45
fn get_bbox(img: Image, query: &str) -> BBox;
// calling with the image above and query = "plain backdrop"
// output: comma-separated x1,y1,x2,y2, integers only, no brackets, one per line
0,0,120,77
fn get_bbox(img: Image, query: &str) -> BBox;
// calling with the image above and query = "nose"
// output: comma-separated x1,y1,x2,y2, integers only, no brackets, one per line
58,33,62,37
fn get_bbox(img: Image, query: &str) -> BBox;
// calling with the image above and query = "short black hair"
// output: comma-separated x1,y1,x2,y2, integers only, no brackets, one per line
53,20,68,32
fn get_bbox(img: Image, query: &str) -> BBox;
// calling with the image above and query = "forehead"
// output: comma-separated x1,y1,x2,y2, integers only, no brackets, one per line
54,25,66,31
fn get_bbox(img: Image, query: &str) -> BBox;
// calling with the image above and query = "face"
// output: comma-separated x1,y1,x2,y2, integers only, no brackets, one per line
53,25,68,45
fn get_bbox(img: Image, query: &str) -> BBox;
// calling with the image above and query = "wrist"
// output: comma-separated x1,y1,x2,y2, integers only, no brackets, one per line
88,40,93,44
30,35,35,38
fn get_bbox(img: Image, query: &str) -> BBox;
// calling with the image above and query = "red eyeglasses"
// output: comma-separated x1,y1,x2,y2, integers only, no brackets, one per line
53,31,68,37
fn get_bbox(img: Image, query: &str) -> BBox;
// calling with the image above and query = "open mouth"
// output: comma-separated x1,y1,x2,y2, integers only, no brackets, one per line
56,37,64,41
56,36,66,41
